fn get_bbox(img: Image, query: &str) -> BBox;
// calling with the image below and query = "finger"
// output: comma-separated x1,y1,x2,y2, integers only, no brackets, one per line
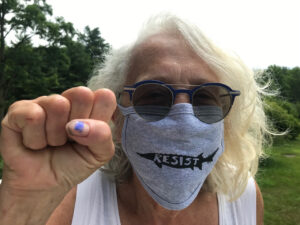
2,100,47,150
62,86,94,121
65,119,115,164
35,95,70,146
90,89,117,122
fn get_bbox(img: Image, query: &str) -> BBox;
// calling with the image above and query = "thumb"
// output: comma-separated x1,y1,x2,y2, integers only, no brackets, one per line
66,119,115,163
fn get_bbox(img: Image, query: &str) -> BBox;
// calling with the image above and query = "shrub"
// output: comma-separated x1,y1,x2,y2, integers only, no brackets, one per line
265,98,300,140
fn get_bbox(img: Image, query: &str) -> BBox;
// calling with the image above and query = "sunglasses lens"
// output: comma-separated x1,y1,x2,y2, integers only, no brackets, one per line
193,86,232,123
132,83,173,121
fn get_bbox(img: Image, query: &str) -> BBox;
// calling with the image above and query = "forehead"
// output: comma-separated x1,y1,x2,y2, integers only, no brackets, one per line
126,33,219,85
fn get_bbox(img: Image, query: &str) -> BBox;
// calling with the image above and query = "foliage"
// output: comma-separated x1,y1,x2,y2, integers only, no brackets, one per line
265,98,300,140
79,26,110,63
263,65,300,104
1,0,53,117
0,0,110,119
262,65,300,140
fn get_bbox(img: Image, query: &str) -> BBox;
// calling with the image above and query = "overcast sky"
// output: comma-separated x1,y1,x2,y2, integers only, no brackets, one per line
47,0,300,69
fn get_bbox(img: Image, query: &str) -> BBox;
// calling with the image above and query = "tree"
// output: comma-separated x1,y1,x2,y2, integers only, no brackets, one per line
0,0,53,119
265,98,300,140
264,65,300,103
287,67,300,103
0,0,110,120
79,26,110,64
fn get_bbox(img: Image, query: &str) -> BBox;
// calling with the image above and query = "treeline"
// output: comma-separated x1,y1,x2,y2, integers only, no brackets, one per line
0,0,110,120
262,66,300,140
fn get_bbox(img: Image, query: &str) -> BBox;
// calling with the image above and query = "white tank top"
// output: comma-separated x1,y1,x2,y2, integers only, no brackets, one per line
72,170,256,225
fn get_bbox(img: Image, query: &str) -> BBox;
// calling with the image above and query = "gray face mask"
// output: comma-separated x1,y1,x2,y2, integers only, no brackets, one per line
119,103,224,210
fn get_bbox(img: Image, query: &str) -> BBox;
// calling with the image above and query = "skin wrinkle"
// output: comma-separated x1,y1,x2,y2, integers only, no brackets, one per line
126,33,218,86
117,33,219,225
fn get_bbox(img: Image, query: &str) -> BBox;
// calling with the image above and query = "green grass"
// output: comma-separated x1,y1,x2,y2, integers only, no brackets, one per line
256,137,300,225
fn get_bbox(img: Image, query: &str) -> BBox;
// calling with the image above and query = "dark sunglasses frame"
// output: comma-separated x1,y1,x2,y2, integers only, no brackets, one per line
122,80,241,122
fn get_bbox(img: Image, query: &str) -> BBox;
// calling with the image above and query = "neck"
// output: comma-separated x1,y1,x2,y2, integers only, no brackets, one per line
117,172,218,225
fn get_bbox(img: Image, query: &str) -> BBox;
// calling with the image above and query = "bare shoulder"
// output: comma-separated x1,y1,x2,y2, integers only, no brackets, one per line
46,185,77,225
254,180,264,225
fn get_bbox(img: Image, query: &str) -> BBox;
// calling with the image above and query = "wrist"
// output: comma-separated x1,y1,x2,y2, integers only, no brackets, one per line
0,181,68,225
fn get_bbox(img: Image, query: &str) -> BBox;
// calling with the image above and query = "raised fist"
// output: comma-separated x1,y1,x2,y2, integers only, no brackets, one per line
0,87,116,194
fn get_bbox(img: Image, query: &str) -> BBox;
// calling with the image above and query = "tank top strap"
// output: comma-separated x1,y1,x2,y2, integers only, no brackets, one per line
217,177,256,225
72,170,121,225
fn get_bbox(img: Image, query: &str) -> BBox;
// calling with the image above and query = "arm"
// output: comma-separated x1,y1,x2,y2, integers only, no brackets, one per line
0,184,76,225
0,183,68,225
46,186,77,225
255,181,264,225
0,87,116,225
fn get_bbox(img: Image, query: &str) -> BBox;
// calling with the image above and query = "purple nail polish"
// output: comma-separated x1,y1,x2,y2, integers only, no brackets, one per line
75,121,85,133
68,121,90,137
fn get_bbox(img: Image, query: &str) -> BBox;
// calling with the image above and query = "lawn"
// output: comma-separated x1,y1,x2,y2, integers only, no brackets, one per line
256,137,300,225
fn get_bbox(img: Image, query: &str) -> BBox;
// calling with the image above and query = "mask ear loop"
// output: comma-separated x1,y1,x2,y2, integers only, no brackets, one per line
118,104,136,116
117,90,135,108
116,92,122,104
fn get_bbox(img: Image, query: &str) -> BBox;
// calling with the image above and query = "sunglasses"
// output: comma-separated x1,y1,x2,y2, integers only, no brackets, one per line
121,80,240,124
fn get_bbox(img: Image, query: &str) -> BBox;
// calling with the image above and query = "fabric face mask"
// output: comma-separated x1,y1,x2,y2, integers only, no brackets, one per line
118,103,224,210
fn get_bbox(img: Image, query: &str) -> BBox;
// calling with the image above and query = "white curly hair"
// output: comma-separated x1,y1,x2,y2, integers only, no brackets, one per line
88,13,272,200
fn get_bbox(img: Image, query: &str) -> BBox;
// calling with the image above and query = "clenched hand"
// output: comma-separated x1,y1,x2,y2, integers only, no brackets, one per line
0,87,116,225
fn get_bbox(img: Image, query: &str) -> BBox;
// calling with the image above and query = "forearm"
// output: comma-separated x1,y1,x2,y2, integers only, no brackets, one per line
0,183,67,225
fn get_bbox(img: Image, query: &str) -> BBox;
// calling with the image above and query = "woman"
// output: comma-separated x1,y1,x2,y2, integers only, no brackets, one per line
0,14,267,225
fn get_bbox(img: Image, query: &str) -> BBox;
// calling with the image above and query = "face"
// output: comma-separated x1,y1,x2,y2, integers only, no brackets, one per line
125,33,219,104
113,33,220,141
127,33,219,82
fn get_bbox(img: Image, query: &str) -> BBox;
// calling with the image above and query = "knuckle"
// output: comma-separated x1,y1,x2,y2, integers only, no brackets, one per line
47,95,70,114
28,107,46,125
97,122,112,142
24,139,47,150
95,88,116,101
7,100,28,113
63,86,94,102
9,101,45,126
73,86,93,93
94,89,117,109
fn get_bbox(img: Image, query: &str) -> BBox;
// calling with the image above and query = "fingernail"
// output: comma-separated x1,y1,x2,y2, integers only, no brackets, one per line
68,121,90,137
